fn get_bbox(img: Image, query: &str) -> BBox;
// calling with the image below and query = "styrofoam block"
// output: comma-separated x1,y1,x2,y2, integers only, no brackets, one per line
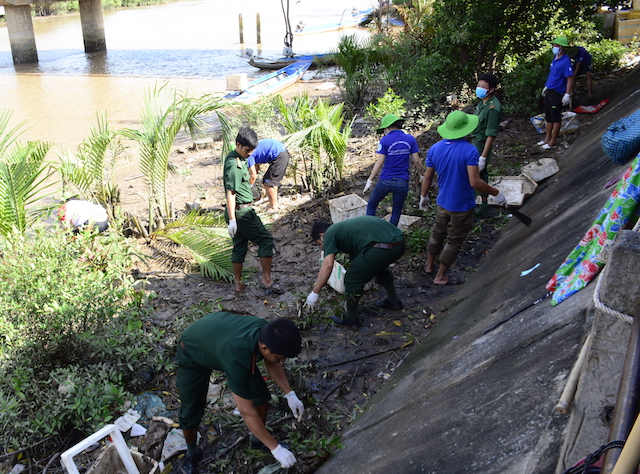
522,158,559,182
383,214,420,231
328,194,367,223
226,74,248,91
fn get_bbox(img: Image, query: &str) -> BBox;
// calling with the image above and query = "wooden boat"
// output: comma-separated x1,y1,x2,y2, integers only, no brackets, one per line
224,60,312,103
248,54,336,70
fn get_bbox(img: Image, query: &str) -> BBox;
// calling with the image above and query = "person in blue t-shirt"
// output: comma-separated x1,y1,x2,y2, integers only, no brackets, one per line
247,139,290,212
567,45,593,100
419,111,506,285
363,114,424,226
539,36,574,150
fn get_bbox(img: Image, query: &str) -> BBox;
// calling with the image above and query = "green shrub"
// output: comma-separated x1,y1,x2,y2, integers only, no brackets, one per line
365,88,406,122
0,224,170,449
589,39,627,72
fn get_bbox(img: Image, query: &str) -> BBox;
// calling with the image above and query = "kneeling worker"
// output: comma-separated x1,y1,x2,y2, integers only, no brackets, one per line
305,215,406,325
177,312,304,473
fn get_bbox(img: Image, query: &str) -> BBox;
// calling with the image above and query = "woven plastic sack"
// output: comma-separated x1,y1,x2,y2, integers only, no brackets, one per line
601,108,640,165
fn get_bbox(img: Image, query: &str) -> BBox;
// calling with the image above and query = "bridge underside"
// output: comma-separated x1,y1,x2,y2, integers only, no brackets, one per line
1,0,105,65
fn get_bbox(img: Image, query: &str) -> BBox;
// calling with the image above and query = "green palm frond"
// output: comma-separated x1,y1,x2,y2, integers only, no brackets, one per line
60,111,125,207
280,96,353,193
153,212,234,282
0,141,54,236
120,85,233,232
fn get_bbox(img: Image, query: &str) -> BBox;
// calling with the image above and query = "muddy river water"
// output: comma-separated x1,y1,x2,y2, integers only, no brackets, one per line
0,0,371,151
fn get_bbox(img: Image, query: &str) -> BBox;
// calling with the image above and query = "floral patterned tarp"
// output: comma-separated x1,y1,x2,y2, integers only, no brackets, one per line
546,154,640,305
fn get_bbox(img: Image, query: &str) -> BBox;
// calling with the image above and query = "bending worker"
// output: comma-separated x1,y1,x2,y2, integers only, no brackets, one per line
176,312,304,474
58,198,109,233
248,138,290,212
305,215,405,326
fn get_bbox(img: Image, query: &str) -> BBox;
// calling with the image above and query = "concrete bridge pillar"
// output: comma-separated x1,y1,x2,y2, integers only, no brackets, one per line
4,5,38,64
79,0,106,53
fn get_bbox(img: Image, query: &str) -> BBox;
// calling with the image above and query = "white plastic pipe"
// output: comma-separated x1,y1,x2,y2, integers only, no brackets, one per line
60,424,140,474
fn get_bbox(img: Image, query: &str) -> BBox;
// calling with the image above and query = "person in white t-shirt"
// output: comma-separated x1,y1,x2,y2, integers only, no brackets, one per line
58,199,109,233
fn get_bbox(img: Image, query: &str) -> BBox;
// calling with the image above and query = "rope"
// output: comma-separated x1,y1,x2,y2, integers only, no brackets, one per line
562,440,626,474
280,0,294,53
592,272,634,324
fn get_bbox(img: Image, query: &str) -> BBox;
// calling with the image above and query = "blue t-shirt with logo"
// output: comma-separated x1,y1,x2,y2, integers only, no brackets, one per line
377,129,419,180
247,139,286,167
426,139,478,212
545,54,573,94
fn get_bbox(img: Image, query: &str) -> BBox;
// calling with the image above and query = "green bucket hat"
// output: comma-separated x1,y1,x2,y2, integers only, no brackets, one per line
551,36,570,47
437,110,479,140
376,113,404,133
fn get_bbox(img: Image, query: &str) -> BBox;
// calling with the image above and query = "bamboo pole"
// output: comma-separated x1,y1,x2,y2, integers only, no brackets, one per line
611,412,640,474
556,332,593,414
238,13,244,44
256,13,261,45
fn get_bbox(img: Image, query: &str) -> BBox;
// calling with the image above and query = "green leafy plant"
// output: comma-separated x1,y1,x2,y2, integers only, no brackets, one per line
275,94,353,194
365,87,406,122
153,211,234,281
0,108,55,236
119,84,232,233
59,110,125,209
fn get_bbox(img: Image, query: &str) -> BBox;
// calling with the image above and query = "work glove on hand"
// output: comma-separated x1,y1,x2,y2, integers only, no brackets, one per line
478,156,487,171
284,390,305,421
562,93,571,106
227,219,238,238
541,86,547,97
271,444,297,469
363,180,373,193
419,196,430,212
494,191,508,207
305,291,319,308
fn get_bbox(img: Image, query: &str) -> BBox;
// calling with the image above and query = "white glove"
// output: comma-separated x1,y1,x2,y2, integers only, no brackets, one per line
562,93,571,106
419,195,430,211
478,156,487,171
541,86,547,97
271,444,296,469
228,219,238,238
363,180,373,193
494,191,508,207
305,291,319,308
284,390,305,421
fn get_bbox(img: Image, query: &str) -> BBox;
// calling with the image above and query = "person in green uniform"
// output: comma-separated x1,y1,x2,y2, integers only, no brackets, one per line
304,215,406,325
471,73,502,217
177,312,304,473
224,127,284,294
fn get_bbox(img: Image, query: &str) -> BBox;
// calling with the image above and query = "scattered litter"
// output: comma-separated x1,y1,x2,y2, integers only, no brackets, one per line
521,263,541,276
530,111,578,134
233,408,241,416
10,464,25,473
207,383,222,404
393,320,402,326
152,416,178,427
478,175,537,207
114,408,142,432
521,158,559,182
134,393,171,421
377,372,391,380
130,423,147,437
383,213,421,231
161,428,200,462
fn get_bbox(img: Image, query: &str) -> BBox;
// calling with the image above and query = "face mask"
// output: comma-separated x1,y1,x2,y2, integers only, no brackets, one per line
552,46,561,55
476,87,488,99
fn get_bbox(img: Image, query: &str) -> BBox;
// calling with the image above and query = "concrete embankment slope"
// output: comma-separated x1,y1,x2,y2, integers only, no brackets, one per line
316,65,640,474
